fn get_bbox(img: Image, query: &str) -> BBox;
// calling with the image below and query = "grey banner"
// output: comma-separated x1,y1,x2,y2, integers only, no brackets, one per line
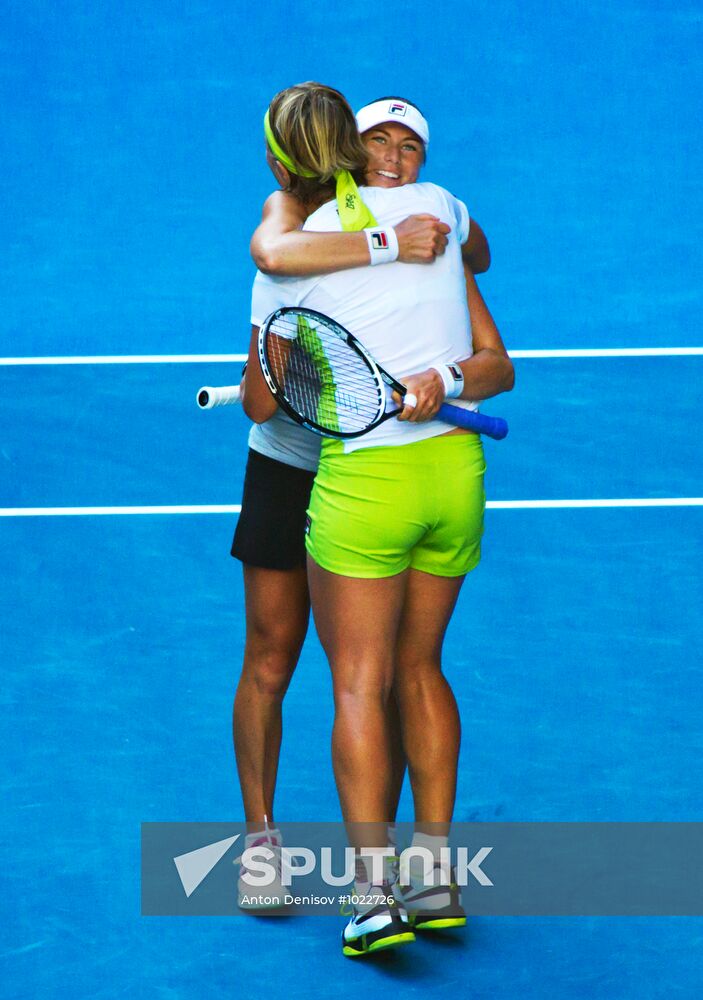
141,822,703,916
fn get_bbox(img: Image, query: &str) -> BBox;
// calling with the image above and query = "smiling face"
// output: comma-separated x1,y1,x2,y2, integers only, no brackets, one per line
362,122,425,188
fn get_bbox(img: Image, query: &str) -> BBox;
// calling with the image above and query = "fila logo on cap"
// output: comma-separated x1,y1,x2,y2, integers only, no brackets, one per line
356,99,430,146
371,232,389,250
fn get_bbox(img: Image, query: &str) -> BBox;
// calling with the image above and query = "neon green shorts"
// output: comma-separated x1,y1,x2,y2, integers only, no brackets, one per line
305,432,486,579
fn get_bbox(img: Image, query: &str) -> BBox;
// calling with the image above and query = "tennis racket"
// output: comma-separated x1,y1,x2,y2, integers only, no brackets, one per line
256,306,509,440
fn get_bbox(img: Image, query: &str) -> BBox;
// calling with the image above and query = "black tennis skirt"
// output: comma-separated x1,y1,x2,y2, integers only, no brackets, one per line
231,448,316,571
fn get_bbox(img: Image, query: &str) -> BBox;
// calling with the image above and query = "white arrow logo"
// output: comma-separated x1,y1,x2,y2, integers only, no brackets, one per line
173,835,240,897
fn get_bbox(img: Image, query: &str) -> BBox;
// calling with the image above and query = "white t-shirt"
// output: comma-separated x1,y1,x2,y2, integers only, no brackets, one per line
249,182,476,459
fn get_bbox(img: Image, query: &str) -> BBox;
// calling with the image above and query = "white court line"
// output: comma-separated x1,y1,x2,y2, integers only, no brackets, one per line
0,354,247,365
2,499,702,517
0,505,243,516
509,347,703,358
2,348,703,365
487,498,703,509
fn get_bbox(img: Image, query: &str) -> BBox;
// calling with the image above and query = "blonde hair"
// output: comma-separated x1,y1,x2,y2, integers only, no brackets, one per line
267,82,368,202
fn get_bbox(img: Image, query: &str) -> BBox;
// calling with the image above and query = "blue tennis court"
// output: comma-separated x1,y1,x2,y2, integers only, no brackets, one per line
2,2,702,997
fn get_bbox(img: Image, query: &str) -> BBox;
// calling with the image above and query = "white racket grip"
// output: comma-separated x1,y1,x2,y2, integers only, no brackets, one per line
403,392,418,409
197,385,242,409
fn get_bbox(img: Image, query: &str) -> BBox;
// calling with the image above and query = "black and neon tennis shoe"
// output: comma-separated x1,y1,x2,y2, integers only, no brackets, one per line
341,886,415,957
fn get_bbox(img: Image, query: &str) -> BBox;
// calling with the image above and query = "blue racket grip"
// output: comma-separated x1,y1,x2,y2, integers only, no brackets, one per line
437,403,509,440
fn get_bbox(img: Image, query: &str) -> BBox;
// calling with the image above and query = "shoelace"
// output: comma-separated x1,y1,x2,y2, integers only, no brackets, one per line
385,854,400,887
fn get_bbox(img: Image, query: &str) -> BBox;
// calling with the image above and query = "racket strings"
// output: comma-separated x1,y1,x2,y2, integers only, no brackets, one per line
265,312,384,434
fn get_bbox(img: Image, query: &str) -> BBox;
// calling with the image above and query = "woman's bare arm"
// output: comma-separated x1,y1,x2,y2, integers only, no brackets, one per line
250,191,450,276
240,324,278,423
462,217,491,274
456,267,513,396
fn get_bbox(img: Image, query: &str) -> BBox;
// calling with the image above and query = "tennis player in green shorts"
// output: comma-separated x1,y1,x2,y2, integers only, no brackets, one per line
239,84,513,955
231,87,466,907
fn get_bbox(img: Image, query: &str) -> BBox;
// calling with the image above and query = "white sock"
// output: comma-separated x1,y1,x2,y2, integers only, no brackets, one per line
356,846,393,888
411,832,448,861
409,832,450,885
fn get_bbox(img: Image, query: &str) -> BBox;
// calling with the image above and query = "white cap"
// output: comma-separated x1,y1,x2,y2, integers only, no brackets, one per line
355,99,430,146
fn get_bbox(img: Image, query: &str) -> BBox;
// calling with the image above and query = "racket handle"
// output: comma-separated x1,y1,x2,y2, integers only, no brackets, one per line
197,385,241,409
437,402,509,440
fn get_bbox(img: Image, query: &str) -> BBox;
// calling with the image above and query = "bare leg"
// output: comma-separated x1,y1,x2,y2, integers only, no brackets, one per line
233,565,309,826
386,692,407,821
394,568,465,830
307,558,408,848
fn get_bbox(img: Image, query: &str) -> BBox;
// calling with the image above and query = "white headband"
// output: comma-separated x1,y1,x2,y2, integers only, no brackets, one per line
355,99,430,146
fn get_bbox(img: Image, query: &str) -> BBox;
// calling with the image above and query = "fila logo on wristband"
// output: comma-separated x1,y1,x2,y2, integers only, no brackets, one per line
365,227,400,266
433,362,465,398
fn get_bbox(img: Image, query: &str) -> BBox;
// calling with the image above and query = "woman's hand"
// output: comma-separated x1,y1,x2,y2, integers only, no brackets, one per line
392,368,446,421
395,215,451,264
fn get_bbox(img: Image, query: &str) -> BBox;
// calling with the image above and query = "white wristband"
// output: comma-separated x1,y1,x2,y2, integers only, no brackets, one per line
364,227,400,266
432,363,465,399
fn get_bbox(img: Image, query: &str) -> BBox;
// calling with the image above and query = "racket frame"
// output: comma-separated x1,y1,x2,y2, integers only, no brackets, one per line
258,307,400,439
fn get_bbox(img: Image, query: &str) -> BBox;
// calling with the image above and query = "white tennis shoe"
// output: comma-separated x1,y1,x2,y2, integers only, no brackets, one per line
235,829,288,911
